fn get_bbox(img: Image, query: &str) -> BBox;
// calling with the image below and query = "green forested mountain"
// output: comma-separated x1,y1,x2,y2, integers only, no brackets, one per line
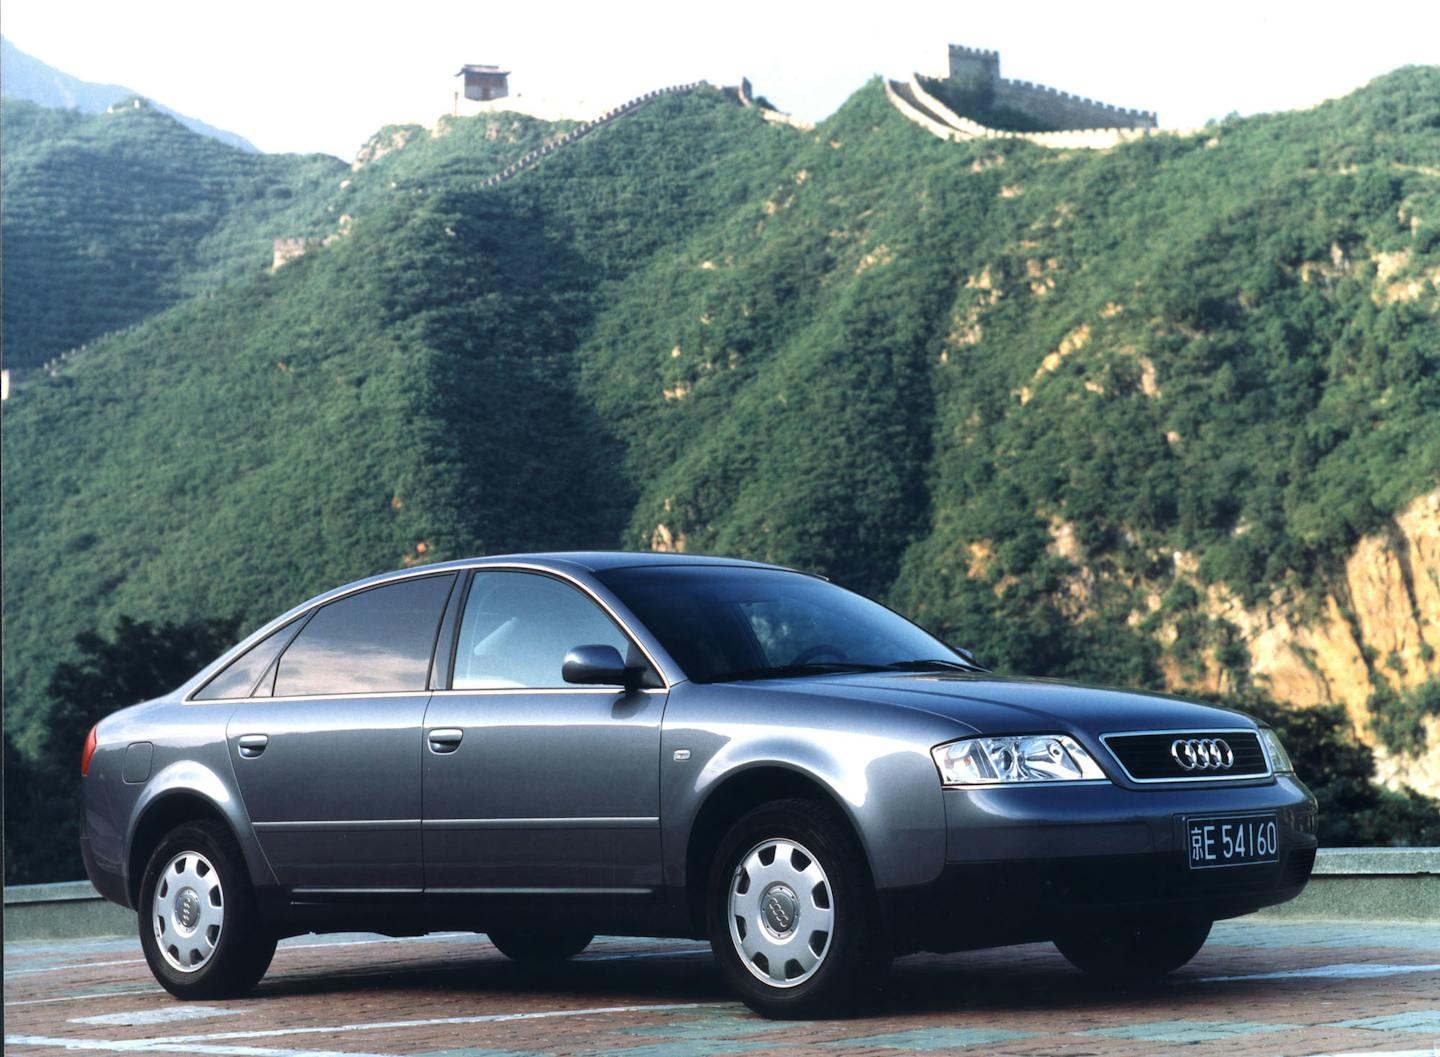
0,99,341,369
3,71,1439,863
0,98,574,370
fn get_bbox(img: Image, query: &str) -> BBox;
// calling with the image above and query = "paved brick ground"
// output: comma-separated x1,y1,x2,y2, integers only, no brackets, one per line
5,920,1438,1056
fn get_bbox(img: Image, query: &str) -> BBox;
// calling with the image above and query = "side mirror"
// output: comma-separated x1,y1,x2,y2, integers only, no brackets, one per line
951,645,984,669
562,644,632,687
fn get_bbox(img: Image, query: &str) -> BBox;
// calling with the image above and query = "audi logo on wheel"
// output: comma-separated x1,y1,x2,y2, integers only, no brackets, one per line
1170,737,1234,771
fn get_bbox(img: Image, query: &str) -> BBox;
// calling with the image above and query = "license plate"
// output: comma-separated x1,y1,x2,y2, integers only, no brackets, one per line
1186,814,1280,869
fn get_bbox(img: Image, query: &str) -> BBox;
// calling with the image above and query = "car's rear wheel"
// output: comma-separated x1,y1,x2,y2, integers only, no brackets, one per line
1054,916,1212,978
707,798,888,1018
487,929,593,961
138,820,276,998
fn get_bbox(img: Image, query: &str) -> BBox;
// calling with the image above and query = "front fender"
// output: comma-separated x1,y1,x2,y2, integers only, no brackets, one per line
661,683,955,891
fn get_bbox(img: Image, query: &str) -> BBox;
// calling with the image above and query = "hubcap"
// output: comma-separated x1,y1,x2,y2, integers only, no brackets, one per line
728,838,833,988
153,851,224,973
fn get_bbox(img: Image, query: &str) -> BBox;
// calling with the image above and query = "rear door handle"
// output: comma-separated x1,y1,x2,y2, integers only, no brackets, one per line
237,734,269,759
428,728,463,754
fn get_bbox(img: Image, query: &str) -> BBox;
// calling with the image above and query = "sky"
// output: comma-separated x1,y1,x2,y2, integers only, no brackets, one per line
2,0,1437,159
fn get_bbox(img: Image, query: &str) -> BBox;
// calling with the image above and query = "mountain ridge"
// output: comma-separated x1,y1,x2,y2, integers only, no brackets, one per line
0,36,258,152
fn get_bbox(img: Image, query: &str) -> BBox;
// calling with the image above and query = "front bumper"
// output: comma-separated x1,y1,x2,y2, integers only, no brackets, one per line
881,775,1318,955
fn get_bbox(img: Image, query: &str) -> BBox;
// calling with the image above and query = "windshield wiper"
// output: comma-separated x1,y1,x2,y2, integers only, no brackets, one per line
882,658,986,673
712,662,891,683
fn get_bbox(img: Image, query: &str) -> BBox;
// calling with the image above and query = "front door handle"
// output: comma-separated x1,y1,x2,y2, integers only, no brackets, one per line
428,728,464,754
237,734,269,759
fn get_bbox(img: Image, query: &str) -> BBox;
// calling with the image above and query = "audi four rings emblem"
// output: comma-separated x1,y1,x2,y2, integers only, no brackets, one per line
1170,737,1234,770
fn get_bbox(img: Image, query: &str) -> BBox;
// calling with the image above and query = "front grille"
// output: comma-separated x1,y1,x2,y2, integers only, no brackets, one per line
1102,730,1269,782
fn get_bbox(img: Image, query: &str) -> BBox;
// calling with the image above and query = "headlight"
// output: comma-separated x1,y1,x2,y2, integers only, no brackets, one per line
1259,728,1294,774
931,734,1107,786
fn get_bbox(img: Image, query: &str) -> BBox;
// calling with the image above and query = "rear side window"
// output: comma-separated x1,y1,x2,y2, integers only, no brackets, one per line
193,616,304,700
273,574,455,696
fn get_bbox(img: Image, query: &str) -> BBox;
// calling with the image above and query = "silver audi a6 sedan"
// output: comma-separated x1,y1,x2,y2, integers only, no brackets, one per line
80,552,1317,1017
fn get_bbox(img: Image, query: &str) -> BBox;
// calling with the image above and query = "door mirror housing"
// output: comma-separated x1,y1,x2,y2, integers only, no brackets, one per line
562,644,633,687
950,645,985,669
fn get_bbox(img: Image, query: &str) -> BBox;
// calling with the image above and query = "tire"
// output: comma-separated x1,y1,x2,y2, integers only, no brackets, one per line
487,930,593,962
706,798,888,1019
138,820,276,999
1054,916,1212,979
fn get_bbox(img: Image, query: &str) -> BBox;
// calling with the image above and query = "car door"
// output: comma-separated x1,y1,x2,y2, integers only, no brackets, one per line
421,569,666,893
226,573,457,891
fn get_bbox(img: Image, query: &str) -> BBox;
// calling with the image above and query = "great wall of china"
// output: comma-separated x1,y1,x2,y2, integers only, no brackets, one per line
886,45,1198,149
479,81,709,188
270,45,1185,273
271,81,714,272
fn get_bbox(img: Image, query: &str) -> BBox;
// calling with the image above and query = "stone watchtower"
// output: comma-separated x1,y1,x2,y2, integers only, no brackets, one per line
452,64,511,117
457,65,510,103
947,45,1000,102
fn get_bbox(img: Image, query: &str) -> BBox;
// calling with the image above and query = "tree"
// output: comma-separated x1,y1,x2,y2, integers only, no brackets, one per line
4,615,237,884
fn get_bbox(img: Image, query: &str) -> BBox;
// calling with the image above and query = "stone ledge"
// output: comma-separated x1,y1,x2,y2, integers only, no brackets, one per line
3,880,102,904
1312,847,1440,874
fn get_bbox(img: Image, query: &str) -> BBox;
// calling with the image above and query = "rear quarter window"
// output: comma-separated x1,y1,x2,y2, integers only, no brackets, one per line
192,615,305,700
273,574,456,696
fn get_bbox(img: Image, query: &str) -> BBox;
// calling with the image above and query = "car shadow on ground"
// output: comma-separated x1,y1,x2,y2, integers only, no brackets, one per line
254,946,733,1004
246,941,1308,1020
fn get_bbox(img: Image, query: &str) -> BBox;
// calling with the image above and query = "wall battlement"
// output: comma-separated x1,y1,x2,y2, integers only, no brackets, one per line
945,43,1156,131
893,75,1192,151
948,44,999,61
999,77,1156,121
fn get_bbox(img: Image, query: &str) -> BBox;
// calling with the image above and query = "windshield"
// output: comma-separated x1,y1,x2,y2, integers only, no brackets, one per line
596,565,965,683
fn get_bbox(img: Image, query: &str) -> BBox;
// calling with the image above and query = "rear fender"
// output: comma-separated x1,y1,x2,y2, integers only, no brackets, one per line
125,760,275,902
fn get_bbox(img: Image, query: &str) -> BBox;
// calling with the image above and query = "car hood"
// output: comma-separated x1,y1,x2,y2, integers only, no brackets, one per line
737,671,1254,737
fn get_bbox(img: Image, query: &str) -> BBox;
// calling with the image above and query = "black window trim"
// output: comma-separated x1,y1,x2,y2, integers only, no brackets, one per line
428,570,469,691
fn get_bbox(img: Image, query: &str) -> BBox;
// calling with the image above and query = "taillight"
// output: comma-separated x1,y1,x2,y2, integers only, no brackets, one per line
81,724,98,777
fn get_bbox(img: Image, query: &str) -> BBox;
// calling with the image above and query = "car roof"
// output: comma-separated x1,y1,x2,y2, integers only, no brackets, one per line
300,552,808,638
302,553,804,604
424,550,797,574
287,551,806,623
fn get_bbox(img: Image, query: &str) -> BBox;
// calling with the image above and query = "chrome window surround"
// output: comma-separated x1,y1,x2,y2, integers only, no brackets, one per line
184,561,675,703
1099,728,1273,784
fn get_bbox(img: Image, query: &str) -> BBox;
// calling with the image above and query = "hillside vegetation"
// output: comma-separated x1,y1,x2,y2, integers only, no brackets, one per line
3,70,1439,850
0,99,575,370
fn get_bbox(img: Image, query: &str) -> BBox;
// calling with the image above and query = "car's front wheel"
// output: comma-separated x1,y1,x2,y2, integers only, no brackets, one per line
487,930,593,961
707,798,888,1018
138,820,276,998
1054,916,1212,978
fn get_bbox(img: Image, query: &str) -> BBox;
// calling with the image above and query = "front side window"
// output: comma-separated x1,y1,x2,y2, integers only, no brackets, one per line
453,571,632,689
597,565,963,682
273,574,455,696
193,615,304,700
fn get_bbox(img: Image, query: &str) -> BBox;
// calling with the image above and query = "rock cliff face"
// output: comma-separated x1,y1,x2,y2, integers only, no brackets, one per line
1191,490,1440,794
